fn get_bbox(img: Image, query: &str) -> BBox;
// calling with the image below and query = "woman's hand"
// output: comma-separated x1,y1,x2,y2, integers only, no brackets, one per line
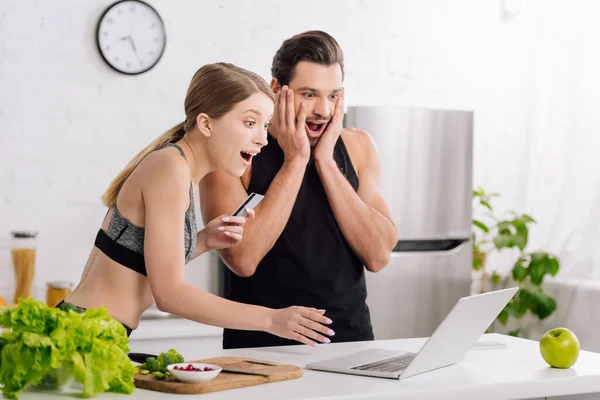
197,209,255,252
266,306,335,346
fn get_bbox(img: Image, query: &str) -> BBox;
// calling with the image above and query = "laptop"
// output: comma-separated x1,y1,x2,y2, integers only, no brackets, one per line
305,287,518,380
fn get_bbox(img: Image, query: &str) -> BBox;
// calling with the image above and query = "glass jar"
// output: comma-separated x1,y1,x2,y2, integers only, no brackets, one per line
46,281,74,308
10,231,38,304
33,362,73,391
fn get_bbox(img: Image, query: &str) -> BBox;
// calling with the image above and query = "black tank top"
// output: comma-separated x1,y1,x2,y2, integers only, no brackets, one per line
223,134,374,349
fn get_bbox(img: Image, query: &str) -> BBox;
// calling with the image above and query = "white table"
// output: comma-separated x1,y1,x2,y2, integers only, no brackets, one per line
129,317,223,353
18,333,600,400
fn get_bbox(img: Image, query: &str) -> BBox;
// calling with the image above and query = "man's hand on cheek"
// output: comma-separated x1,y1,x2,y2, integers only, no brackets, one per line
275,86,311,166
313,89,344,163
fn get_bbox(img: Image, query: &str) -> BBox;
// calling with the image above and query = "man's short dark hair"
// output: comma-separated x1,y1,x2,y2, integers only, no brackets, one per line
271,30,344,87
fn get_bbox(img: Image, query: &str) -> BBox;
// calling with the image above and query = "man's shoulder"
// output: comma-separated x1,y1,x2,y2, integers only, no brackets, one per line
341,127,377,172
341,126,372,143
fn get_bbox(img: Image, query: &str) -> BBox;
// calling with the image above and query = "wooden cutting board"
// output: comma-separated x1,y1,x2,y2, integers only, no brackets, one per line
134,357,303,394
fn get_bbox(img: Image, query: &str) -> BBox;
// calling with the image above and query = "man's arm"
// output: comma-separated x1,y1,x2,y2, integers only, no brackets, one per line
315,129,397,272
199,86,311,277
199,161,306,277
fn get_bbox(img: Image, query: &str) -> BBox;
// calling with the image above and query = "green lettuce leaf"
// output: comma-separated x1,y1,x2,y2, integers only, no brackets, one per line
0,298,135,399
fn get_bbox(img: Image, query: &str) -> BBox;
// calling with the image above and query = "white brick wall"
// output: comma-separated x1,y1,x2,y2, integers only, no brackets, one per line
0,0,546,299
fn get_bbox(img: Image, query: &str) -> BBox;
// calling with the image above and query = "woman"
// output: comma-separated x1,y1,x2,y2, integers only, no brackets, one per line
62,63,333,347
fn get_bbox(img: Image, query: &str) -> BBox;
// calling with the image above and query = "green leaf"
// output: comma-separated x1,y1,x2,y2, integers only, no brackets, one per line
514,223,529,251
472,257,483,271
473,220,489,233
512,265,528,282
491,272,502,284
529,258,546,285
508,328,521,337
540,297,557,319
529,291,557,320
494,234,512,250
497,308,509,326
512,233,527,251
548,256,560,276
521,214,536,223
480,200,492,212
529,252,544,262
496,221,511,232
505,300,520,318
517,289,534,316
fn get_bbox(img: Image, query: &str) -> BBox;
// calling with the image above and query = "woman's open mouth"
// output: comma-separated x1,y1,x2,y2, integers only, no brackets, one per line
305,121,328,138
240,150,257,166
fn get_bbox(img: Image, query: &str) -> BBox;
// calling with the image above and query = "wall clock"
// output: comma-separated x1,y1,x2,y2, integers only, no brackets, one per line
96,0,166,75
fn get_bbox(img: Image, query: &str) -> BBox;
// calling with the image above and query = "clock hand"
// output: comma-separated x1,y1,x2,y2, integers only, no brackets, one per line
120,36,137,54
129,37,137,54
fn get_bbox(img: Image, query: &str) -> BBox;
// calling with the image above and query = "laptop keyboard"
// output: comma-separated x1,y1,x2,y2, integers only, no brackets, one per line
351,353,416,373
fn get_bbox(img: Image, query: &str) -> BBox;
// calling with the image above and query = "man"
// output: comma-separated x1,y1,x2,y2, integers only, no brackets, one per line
200,31,397,349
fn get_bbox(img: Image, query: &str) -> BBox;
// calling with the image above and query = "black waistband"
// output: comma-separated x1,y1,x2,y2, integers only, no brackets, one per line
56,300,133,337
95,229,147,276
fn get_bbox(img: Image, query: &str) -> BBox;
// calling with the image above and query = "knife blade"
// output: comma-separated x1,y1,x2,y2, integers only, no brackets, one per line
129,353,158,364
220,368,271,377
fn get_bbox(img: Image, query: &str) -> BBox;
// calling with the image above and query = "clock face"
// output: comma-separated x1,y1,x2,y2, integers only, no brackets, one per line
96,0,166,75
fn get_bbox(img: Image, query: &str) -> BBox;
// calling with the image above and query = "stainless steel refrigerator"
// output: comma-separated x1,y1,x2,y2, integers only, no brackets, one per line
344,106,473,340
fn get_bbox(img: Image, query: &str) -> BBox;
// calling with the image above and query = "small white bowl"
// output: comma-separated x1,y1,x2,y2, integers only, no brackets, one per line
167,363,222,383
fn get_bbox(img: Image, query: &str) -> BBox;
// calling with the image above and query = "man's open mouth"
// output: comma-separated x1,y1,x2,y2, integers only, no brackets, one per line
305,121,328,137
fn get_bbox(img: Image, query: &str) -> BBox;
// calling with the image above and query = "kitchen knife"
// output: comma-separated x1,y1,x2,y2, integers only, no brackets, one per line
128,353,158,364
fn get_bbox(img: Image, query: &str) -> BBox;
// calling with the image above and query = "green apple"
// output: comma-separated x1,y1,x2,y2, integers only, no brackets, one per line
539,327,580,368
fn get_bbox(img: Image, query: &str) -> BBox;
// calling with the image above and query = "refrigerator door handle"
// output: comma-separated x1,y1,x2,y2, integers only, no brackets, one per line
392,238,469,253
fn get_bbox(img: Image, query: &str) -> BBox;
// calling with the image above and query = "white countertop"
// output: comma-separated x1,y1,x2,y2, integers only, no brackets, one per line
17,333,600,400
133,316,223,340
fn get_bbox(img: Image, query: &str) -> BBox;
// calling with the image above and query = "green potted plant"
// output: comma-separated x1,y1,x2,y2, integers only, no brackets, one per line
472,187,560,337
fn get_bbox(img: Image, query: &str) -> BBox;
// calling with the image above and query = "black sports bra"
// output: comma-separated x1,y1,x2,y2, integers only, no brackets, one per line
94,143,197,276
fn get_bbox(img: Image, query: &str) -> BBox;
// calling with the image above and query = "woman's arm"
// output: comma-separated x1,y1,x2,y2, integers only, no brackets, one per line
189,212,249,260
